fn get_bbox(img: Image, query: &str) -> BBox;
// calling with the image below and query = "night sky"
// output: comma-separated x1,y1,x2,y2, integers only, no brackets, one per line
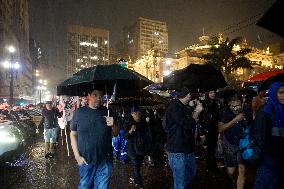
30,0,280,89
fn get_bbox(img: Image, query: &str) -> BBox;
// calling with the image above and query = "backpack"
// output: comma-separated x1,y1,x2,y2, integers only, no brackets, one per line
239,127,254,160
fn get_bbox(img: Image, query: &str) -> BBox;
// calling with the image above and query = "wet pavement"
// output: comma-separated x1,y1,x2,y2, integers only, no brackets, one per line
0,130,257,189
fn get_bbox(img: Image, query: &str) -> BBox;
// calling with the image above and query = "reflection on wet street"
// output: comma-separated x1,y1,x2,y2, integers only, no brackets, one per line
0,132,256,189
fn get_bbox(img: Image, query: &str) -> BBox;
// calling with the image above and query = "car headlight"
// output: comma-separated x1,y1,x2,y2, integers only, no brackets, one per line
0,131,16,143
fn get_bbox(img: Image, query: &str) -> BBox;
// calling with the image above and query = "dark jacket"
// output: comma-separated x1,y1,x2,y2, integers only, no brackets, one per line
252,108,284,160
163,99,196,153
124,116,148,156
39,107,62,129
200,99,220,133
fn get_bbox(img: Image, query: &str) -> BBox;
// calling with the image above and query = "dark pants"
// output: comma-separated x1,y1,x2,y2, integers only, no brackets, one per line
206,130,218,171
253,154,284,189
129,154,144,185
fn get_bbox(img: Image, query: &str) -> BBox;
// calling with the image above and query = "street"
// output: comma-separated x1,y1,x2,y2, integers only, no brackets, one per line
0,127,257,189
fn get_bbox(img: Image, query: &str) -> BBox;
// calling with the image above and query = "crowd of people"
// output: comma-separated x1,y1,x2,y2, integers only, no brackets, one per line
36,82,284,189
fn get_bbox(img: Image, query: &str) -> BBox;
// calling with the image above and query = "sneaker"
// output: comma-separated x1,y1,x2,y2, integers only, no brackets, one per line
129,177,135,185
135,183,144,189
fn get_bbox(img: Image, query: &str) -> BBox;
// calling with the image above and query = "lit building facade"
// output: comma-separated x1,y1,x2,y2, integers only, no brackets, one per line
124,17,168,64
133,49,179,83
67,25,109,77
175,35,283,81
0,0,33,101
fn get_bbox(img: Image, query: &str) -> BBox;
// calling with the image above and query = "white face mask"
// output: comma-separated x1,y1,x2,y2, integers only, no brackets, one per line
189,100,195,107
146,117,150,123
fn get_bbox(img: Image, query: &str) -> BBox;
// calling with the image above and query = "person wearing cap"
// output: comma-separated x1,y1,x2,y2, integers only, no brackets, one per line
124,105,148,189
38,101,63,158
70,88,119,189
163,87,203,189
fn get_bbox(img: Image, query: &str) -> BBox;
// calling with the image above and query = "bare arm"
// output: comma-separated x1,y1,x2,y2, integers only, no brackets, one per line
218,113,243,133
112,123,119,137
70,131,87,165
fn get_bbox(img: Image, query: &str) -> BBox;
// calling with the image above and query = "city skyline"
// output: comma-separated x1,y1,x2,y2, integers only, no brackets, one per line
30,0,282,88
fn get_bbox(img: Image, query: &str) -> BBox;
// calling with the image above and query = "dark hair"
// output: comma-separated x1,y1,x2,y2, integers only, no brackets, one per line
45,101,52,105
131,104,140,113
87,87,104,95
226,93,243,104
176,87,191,98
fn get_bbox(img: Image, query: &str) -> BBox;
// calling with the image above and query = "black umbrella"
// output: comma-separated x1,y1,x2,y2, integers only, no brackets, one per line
162,63,227,92
57,64,153,96
110,89,168,106
259,73,284,91
257,0,284,38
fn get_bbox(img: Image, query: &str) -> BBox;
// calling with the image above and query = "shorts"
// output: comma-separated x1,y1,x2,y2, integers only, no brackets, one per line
44,128,57,143
223,141,243,167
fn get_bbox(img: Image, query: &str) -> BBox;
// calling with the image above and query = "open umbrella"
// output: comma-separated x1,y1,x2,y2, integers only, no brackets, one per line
57,64,153,96
259,73,284,91
162,63,227,92
257,0,284,38
110,89,168,106
246,70,284,82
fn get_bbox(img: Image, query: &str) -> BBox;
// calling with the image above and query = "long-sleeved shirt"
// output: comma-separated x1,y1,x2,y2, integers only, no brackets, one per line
163,99,196,153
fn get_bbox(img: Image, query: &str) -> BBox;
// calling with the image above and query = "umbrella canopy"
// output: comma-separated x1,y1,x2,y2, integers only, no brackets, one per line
162,63,227,92
57,64,153,96
247,70,284,82
257,0,284,38
259,73,284,91
110,89,168,106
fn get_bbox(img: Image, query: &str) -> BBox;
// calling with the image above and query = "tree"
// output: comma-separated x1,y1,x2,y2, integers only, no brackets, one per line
202,37,254,86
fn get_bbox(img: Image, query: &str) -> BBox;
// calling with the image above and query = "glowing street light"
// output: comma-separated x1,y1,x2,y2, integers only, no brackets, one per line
13,62,20,69
163,70,172,76
7,46,16,53
165,59,172,65
2,61,10,68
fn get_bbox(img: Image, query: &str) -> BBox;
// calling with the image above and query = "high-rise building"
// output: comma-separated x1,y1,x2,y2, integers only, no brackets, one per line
67,24,109,77
124,17,168,63
0,0,33,101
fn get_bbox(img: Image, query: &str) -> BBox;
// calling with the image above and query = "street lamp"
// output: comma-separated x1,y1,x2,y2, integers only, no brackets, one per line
2,45,19,106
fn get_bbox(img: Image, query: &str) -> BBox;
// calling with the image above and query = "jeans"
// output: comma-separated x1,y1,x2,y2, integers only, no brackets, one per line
78,161,113,189
168,152,196,189
129,155,144,186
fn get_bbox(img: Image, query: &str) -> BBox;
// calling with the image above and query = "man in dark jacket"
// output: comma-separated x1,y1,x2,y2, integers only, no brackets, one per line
163,87,203,189
38,101,62,158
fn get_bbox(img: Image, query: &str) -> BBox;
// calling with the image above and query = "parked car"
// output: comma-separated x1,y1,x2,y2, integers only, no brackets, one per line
0,112,24,162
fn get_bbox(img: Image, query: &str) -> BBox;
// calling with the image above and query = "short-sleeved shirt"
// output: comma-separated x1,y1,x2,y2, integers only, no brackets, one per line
71,106,113,165
41,108,61,129
219,107,252,146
